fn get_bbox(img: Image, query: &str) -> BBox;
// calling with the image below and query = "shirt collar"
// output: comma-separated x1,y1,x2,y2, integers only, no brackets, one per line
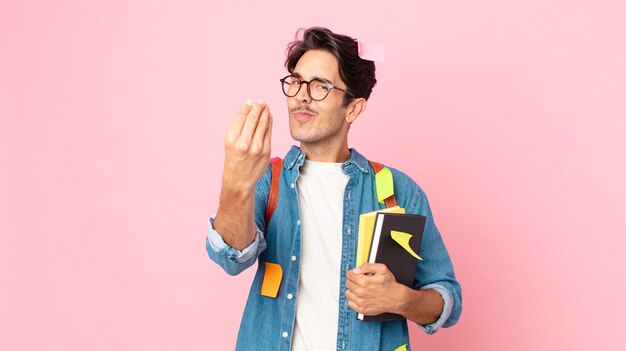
283,145,370,174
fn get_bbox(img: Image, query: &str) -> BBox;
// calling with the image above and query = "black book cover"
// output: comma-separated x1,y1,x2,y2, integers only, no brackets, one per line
358,213,426,322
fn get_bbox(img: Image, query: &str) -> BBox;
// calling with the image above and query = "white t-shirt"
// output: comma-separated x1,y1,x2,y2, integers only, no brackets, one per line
291,160,349,351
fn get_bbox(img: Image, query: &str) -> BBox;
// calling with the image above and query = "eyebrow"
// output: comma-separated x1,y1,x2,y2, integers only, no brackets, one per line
291,72,334,85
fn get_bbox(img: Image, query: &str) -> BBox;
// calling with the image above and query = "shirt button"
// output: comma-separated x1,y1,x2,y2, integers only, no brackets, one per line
346,227,351,234
297,220,301,226
287,293,293,300
290,183,295,189
291,255,297,261
282,332,288,338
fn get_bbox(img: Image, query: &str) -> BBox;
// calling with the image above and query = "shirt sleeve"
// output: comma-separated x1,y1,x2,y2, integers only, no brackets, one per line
415,283,453,335
206,214,266,275
400,178,462,328
207,214,264,262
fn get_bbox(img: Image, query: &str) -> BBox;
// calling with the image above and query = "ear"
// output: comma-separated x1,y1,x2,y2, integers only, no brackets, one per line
345,98,367,123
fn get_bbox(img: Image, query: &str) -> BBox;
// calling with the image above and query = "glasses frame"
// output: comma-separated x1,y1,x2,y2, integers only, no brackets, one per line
280,75,355,101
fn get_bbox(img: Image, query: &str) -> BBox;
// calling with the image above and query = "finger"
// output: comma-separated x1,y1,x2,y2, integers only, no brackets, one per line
347,300,359,313
345,289,364,307
345,289,356,302
351,269,389,289
251,104,270,148
346,277,358,291
347,270,374,290
346,298,364,314
346,281,370,298
229,100,254,138
346,270,361,285
239,100,266,142
355,263,388,275
262,111,273,154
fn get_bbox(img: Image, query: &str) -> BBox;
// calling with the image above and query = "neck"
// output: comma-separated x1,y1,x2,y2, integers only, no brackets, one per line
300,138,350,163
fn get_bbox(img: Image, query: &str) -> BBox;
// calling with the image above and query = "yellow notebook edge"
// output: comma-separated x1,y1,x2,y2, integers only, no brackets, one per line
356,206,405,267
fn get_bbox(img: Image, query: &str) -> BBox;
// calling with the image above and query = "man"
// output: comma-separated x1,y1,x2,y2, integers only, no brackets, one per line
206,27,462,351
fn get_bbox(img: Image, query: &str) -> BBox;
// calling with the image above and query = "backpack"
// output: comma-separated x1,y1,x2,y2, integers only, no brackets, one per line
264,157,397,226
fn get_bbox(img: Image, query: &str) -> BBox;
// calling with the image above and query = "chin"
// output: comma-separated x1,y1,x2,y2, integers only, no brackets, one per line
289,122,309,142
289,128,317,143
290,131,310,143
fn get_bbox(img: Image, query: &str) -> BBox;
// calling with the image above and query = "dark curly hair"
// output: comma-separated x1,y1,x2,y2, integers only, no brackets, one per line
285,27,377,107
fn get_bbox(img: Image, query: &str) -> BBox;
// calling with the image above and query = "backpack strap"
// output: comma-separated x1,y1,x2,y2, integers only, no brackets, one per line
264,157,283,226
369,160,398,208
264,157,396,226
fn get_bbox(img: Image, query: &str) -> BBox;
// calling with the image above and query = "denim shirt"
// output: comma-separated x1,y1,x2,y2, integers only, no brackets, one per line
206,146,462,351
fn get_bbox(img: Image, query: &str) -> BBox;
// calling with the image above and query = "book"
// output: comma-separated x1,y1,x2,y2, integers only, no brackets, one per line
356,206,405,267
357,212,426,322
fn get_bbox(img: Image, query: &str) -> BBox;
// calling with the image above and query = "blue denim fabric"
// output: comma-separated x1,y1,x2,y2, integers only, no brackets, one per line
206,146,462,351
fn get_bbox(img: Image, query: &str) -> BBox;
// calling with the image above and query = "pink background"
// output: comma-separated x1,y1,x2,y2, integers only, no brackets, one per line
2,1,625,350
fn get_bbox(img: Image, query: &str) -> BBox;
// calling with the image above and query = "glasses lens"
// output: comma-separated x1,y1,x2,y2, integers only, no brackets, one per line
282,76,300,97
309,79,331,100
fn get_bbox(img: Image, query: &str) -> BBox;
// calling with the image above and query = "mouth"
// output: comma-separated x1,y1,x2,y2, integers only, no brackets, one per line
291,110,316,122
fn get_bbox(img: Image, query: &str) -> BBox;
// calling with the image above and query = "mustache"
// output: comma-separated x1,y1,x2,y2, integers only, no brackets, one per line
290,106,318,115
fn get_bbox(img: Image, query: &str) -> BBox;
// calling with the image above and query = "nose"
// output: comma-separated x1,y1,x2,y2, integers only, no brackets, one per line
295,82,311,104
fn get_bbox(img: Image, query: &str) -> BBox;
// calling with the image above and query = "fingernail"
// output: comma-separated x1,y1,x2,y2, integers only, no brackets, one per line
353,267,360,274
246,99,253,106
257,99,265,105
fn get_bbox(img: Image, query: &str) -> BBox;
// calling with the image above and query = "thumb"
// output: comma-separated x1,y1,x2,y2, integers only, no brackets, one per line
353,263,387,275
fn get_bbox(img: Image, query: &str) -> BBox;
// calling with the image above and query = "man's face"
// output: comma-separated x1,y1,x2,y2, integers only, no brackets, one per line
287,49,351,146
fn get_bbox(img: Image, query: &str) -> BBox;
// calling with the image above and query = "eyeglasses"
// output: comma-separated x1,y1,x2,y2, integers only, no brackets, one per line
280,75,355,101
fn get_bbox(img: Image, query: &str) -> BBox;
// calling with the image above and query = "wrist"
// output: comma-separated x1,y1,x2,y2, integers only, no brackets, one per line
220,181,255,201
394,283,417,316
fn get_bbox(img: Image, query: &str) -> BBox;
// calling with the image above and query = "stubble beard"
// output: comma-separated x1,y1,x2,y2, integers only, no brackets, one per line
290,117,347,149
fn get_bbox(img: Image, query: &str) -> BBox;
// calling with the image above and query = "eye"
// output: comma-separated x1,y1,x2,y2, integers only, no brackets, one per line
290,78,302,86
312,80,330,91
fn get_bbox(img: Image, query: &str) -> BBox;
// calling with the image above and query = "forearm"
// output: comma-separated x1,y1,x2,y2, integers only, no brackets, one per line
213,186,256,251
395,286,443,325
213,99,272,251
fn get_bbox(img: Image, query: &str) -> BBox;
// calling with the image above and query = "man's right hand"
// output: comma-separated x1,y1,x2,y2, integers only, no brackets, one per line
222,99,273,196
213,99,273,250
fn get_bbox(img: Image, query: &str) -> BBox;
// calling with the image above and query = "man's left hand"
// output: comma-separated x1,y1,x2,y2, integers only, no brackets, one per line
345,263,405,316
